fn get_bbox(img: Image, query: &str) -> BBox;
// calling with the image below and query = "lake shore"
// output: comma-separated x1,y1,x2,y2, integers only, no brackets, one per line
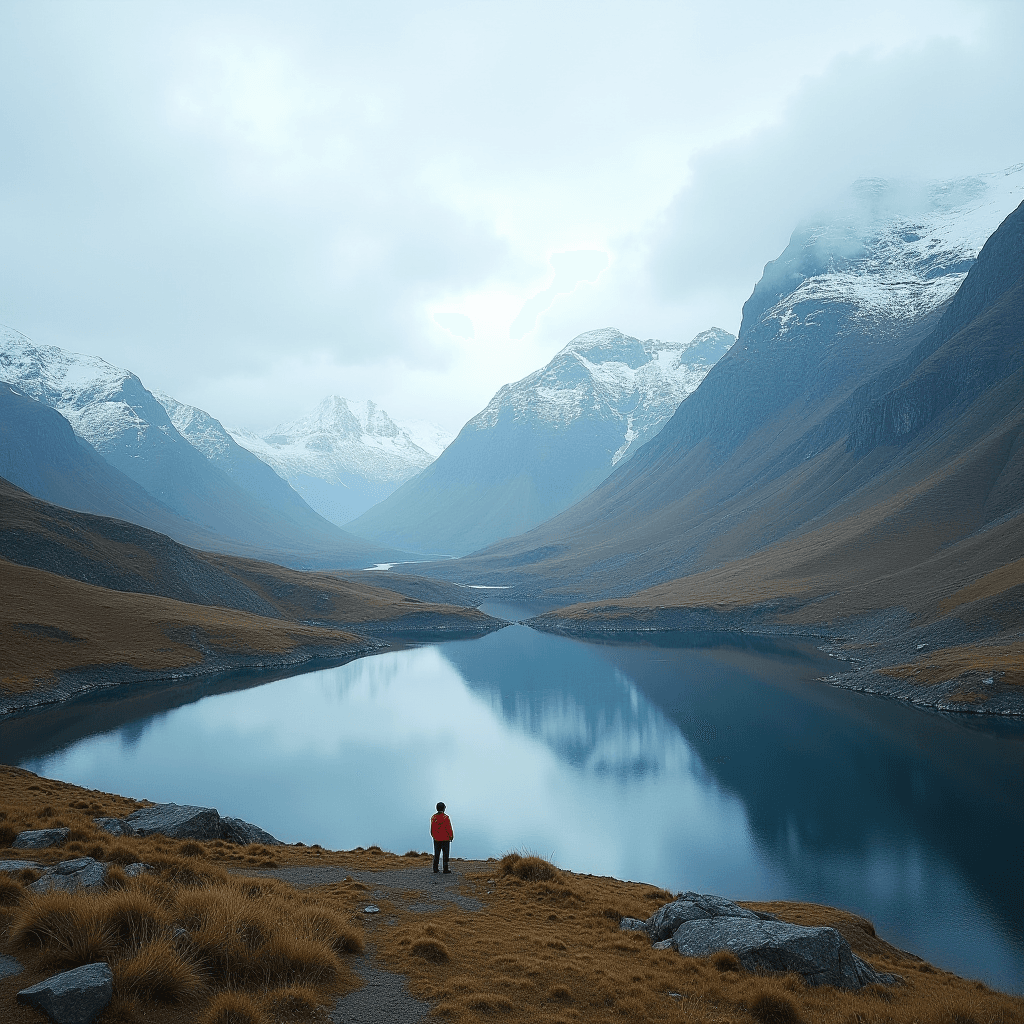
2,764,1022,1024
528,608,1024,716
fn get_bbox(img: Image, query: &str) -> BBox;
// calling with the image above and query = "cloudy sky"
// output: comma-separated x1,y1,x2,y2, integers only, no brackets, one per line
1,1,1022,434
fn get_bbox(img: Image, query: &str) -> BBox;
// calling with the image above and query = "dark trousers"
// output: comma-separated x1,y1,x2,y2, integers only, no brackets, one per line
433,840,450,872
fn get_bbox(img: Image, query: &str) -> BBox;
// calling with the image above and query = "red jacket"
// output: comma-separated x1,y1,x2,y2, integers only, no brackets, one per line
430,812,453,841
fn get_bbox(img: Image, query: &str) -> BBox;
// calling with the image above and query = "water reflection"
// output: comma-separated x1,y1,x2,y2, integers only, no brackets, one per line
8,622,1023,992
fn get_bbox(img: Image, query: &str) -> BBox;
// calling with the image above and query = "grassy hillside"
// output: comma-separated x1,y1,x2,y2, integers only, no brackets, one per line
0,479,499,709
2,766,1022,1023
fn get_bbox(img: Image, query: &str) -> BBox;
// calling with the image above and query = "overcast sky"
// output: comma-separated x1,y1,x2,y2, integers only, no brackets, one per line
1,1,1022,434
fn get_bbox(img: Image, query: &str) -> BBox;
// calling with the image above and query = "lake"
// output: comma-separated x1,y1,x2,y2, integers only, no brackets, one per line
4,609,1022,992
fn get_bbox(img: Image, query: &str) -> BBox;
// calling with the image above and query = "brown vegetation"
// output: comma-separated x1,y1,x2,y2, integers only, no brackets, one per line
2,766,1023,1024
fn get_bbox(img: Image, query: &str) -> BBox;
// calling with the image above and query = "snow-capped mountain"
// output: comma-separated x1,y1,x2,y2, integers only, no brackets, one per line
475,327,734,465
0,328,397,565
440,168,1024,596
748,165,1024,347
227,396,454,526
346,326,734,556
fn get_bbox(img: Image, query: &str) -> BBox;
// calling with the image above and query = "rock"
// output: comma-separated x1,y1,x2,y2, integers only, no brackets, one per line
640,892,900,990
92,817,134,838
12,827,70,850
670,917,897,989
219,816,283,846
364,905,380,914
124,804,222,840
0,859,41,873
122,862,153,878
17,962,113,1024
28,858,107,894
0,953,24,980
619,917,647,932
645,891,758,941
110,803,283,846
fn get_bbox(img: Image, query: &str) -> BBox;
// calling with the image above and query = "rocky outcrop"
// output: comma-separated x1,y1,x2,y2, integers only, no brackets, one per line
623,892,900,990
28,858,107,894
17,962,113,1024
94,802,282,845
12,827,69,849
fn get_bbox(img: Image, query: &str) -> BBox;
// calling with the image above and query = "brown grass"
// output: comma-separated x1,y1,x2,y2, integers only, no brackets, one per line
882,642,1024,689
0,558,369,694
3,766,1024,1024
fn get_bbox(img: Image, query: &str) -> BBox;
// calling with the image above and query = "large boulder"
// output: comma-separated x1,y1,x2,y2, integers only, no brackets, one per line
670,917,896,989
17,962,113,1024
28,858,107,894
12,828,69,850
124,804,222,840
97,803,282,845
627,892,900,990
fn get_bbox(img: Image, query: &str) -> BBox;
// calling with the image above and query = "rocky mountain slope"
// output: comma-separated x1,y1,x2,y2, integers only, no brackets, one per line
347,326,735,555
228,396,453,526
434,173,1024,650
0,332,404,568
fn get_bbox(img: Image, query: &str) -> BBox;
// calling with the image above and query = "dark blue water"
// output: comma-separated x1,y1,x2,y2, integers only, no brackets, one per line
4,616,1021,992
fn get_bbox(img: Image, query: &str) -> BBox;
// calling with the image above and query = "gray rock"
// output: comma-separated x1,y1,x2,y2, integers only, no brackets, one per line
124,803,222,840
219,816,283,846
0,953,24,980
122,862,153,878
0,859,41,873
92,817,134,837
28,858,108,894
670,917,896,989
619,917,648,933
17,962,113,1024
645,891,758,941
652,938,673,951
12,827,70,850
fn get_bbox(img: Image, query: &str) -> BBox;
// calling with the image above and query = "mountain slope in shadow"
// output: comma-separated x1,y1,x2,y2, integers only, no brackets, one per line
442,200,1024,655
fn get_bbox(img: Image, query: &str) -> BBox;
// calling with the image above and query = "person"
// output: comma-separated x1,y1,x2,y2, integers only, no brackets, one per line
430,801,454,874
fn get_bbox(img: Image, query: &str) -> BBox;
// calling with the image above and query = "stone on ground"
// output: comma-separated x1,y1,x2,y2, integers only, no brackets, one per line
92,817,133,837
12,828,69,850
17,962,113,1024
28,858,107,894
629,892,900,990
125,803,222,839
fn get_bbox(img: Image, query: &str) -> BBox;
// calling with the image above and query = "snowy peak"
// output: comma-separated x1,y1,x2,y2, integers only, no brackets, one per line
0,326,177,450
749,165,1024,340
227,395,454,526
473,326,734,449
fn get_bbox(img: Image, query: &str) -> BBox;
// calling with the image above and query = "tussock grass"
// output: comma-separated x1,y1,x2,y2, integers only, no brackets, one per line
498,850,560,882
199,990,270,1024
749,989,804,1024
4,765,1024,1024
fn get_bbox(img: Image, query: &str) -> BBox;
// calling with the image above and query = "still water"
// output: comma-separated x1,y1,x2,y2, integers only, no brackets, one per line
4,612,1022,992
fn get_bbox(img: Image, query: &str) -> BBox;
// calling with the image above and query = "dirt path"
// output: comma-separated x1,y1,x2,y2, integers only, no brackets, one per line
237,858,492,1023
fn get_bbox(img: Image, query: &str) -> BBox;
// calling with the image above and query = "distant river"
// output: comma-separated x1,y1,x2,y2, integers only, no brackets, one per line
4,603,1022,992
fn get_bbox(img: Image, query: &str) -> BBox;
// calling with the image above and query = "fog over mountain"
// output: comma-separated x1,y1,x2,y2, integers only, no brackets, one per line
348,326,734,556
437,170,1024,600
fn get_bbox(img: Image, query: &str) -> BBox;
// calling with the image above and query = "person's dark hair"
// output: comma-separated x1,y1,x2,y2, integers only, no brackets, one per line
436,802,445,813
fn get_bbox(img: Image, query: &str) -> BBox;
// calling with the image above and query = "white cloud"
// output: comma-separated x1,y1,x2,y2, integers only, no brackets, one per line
0,0,1019,432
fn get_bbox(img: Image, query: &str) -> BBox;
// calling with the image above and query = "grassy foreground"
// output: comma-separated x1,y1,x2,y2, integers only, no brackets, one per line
2,766,1022,1024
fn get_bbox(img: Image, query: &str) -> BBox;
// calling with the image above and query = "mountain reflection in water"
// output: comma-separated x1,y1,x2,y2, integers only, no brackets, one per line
9,622,1022,992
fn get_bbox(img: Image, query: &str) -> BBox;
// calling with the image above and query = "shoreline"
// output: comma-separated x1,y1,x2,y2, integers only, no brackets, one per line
528,615,1024,717
0,616,505,719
